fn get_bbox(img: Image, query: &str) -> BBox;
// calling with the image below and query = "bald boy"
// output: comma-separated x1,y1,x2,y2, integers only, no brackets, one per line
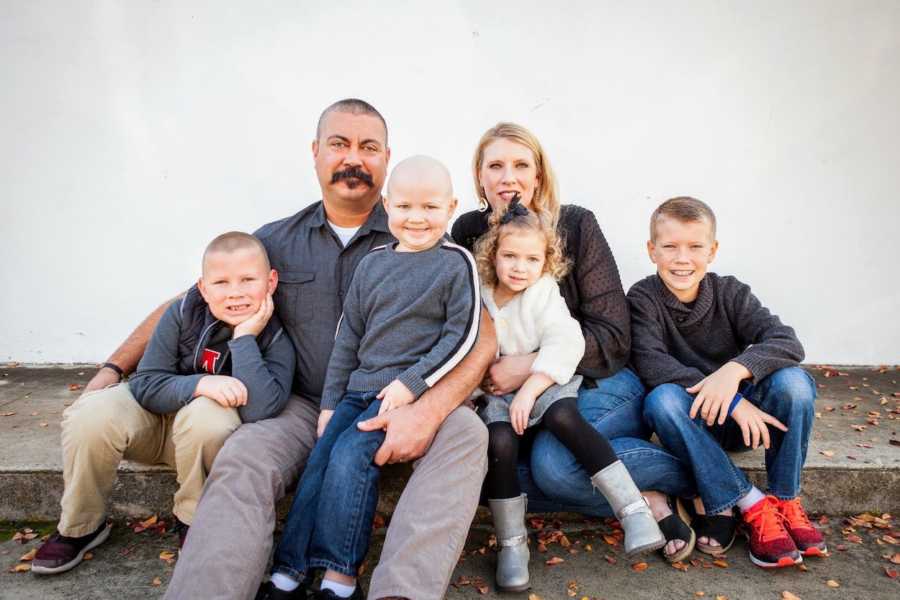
33,232,295,575
259,157,480,599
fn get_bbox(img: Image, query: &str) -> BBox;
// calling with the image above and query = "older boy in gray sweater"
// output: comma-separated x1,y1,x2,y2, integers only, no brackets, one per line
259,156,480,600
631,197,825,570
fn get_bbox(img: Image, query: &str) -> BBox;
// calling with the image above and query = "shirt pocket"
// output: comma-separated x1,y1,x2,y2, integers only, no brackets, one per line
274,270,316,333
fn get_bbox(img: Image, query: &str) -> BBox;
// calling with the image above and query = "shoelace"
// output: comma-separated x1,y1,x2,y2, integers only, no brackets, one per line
780,499,813,529
745,499,790,542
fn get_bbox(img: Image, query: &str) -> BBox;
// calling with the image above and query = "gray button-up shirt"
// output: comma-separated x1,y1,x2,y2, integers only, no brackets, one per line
254,200,394,404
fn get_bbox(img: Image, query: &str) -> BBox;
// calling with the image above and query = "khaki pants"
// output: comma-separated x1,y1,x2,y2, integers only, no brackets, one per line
164,396,488,600
59,383,241,537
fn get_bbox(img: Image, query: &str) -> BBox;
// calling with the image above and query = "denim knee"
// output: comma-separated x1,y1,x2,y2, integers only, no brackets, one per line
642,383,692,429
529,431,579,493
760,367,816,420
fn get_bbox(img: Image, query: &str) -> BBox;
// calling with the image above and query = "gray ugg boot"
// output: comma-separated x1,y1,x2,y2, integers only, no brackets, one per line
590,461,665,557
488,494,530,592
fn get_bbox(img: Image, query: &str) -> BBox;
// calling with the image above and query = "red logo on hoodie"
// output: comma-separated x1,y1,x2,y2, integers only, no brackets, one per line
200,349,221,373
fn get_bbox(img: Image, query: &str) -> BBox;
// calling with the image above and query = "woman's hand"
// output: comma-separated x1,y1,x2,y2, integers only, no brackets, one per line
483,353,537,395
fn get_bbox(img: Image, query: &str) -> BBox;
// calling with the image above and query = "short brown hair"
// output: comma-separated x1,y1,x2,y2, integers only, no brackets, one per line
474,205,569,287
203,231,270,271
650,196,716,241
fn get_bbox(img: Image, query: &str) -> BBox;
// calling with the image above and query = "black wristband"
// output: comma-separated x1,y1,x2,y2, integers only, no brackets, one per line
101,362,124,380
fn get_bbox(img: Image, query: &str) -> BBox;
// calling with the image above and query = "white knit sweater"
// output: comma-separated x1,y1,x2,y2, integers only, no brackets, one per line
482,274,586,385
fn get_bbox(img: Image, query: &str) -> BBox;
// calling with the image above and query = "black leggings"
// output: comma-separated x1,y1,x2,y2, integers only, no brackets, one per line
485,397,619,500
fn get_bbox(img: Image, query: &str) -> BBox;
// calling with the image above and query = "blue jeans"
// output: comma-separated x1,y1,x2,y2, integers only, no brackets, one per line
518,368,696,515
642,366,816,515
273,391,385,579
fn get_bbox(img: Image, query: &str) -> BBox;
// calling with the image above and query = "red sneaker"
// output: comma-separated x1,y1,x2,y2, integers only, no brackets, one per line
778,498,827,556
741,496,801,568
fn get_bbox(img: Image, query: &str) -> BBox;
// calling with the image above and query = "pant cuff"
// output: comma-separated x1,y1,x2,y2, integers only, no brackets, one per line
705,481,753,515
308,558,357,578
273,564,306,582
58,514,106,538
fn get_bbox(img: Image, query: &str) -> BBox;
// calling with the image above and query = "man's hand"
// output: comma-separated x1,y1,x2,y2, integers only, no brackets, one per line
233,294,274,339
483,353,537,395
508,390,537,435
687,361,752,426
357,402,440,465
84,366,122,393
730,399,788,449
194,375,248,408
376,379,415,416
317,409,334,438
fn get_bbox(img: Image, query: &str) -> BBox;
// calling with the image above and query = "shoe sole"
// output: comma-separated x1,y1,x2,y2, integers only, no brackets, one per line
696,534,736,556
749,552,802,569
31,524,111,575
496,582,531,593
664,527,697,564
624,535,667,558
802,544,828,557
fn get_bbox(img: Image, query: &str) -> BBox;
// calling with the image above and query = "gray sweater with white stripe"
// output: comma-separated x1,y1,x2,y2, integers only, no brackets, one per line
320,240,480,410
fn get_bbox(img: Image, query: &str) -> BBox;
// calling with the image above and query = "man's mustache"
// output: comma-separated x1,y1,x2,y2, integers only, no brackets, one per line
331,167,374,187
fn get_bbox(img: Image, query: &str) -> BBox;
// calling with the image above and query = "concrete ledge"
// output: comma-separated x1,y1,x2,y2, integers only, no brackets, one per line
1,365,898,521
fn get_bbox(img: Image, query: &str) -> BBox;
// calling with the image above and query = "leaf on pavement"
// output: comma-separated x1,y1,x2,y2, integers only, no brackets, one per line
10,563,31,573
782,592,801,600
713,559,729,568
631,561,648,572
19,548,37,561
151,577,162,586
1,412,15,417
885,567,898,578
825,579,840,588
545,556,565,566
819,450,834,458
68,383,83,391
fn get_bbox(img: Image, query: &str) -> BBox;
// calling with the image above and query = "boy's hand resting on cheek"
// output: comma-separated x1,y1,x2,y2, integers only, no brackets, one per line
377,379,415,415
317,409,334,438
730,399,787,449
233,294,274,339
687,361,752,426
195,375,247,408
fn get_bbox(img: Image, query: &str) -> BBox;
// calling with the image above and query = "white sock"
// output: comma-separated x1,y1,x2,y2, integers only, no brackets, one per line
270,572,301,592
735,487,766,512
320,578,356,598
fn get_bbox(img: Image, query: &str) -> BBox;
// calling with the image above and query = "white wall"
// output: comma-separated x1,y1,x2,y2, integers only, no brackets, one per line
2,0,899,364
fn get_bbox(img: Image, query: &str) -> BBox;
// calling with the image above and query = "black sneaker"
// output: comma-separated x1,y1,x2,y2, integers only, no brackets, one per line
173,517,189,549
31,521,111,575
255,580,308,599
313,585,364,599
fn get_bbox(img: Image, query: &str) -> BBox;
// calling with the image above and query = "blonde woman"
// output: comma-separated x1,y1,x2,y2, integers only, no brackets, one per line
452,123,697,572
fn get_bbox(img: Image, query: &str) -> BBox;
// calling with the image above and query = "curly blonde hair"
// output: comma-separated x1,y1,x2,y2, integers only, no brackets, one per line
472,122,561,226
475,206,570,288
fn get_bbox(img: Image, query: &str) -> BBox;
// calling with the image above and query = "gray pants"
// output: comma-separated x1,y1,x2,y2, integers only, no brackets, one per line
164,395,488,600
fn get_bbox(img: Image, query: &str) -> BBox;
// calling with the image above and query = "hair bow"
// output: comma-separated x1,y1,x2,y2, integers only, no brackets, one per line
499,194,529,224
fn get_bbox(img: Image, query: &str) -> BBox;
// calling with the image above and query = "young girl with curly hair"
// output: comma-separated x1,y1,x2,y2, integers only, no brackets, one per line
475,197,664,592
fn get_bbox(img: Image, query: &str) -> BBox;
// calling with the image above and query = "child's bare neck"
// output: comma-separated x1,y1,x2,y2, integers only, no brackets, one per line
493,286,518,308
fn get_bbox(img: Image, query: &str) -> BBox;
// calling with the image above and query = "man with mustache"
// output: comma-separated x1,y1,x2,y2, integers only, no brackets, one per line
81,99,495,600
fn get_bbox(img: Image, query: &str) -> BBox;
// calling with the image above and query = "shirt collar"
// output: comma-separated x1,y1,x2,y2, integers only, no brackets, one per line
304,199,391,236
654,273,714,321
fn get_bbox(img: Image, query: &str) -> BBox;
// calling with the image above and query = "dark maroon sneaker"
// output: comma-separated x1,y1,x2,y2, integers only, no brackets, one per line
31,521,111,575
778,498,828,557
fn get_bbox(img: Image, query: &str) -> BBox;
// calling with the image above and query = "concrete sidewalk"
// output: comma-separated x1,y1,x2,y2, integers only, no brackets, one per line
1,365,898,521
2,512,899,599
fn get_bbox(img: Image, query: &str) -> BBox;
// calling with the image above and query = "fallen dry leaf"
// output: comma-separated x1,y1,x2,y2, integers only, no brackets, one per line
890,439,900,447
819,450,835,458
602,534,619,546
715,596,728,600
782,592,801,600
631,561,649,572
713,559,729,568
825,579,840,588
19,548,37,561
885,566,898,579
528,594,543,600
39,422,48,427
545,556,565,566
671,561,689,572
1,411,15,417
603,554,616,565
133,514,159,533
694,592,705,597
83,552,93,561
159,550,176,562
68,383,82,391
151,577,162,586
890,552,900,564
10,563,31,573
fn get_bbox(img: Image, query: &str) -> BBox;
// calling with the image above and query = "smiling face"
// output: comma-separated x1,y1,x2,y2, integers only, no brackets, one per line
647,216,718,303
198,247,278,326
493,227,547,302
313,110,390,206
384,182,457,252
478,138,540,211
